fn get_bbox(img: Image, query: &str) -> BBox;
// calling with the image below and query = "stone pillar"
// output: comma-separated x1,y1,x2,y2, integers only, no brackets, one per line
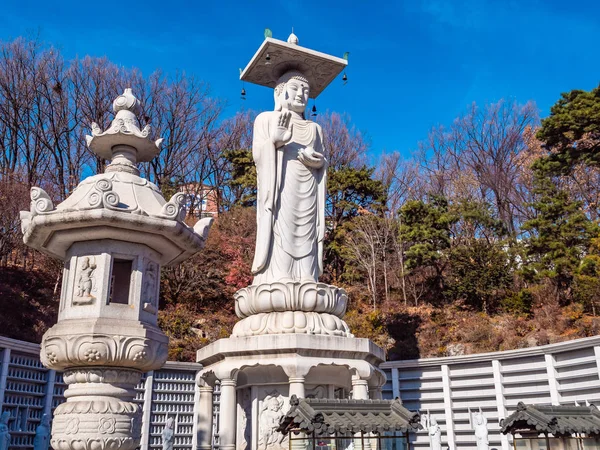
0,348,11,407
289,377,307,450
42,369,56,420
369,387,383,400
492,360,510,450
545,354,561,405
391,367,400,399
140,371,154,450
54,367,142,450
351,378,369,400
441,364,456,450
351,377,371,450
196,380,214,450
289,377,305,398
219,378,237,450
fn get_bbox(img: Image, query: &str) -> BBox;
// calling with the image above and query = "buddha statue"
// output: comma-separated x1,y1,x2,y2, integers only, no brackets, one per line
252,69,327,285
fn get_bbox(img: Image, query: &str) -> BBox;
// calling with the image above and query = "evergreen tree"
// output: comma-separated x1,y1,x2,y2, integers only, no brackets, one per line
222,148,257,207
325,166,386,281
521,163,596,303
537,86,600,174
399,195,456,300
446,201,514,312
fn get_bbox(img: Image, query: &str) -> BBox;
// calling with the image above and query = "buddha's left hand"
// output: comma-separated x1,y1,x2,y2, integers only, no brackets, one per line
298,147,325,168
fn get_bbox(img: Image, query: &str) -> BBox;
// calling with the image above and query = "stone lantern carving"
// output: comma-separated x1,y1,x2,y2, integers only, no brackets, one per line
20,88,213,450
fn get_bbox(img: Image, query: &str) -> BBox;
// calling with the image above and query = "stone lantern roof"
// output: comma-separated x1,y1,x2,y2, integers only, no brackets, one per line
20,89,212,266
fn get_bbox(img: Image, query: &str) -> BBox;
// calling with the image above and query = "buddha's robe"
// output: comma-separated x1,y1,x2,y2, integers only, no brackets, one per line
251,111,327,284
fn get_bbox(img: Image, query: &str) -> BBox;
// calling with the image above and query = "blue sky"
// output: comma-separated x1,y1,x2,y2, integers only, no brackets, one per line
1,0,599,163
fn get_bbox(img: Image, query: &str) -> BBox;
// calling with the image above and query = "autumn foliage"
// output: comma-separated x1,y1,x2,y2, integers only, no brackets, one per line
1,37,600,361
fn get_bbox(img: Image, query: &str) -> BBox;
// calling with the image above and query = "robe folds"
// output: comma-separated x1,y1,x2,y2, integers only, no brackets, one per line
251,111,327,284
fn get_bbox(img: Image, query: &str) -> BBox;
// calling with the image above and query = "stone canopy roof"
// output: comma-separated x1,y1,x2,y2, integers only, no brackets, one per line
277,395,422,436
500,402,600,436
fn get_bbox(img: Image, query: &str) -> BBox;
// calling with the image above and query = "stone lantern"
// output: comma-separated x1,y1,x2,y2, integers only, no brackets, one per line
20,88,213,450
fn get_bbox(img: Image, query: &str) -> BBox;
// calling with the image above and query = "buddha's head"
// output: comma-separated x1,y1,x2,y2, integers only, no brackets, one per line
274,70,310,117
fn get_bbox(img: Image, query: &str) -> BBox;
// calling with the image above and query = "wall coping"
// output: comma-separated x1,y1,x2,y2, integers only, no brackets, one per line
380,335,600,369
4,333,598,372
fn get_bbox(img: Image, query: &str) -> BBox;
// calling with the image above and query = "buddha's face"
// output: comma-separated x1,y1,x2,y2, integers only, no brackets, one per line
280,78,309,114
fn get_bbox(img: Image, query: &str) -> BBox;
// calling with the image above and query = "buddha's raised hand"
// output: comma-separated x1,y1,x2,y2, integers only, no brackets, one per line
271,111,293,148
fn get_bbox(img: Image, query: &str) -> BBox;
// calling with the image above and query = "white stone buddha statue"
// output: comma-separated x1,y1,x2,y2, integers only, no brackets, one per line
252,69,327,285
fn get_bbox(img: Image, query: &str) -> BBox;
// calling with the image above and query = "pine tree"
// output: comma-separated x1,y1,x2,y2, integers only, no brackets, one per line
399,195,456,300
537,86,600,174
521,163,596,303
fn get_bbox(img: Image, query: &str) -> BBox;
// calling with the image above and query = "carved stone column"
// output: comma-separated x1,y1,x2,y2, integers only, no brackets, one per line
219,379,237,450
351,377,371,450
369,387,383,400
288,377,307,450
196,378,214,450
288,377,305,399
351,378,369,400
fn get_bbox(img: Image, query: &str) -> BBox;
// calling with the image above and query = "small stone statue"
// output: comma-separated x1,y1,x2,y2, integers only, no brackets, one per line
0,411,11,450
469,407,489,450
33,414,50,450
142,261,159,313
75,256,96,299
424,411,442,450
162,416,175,450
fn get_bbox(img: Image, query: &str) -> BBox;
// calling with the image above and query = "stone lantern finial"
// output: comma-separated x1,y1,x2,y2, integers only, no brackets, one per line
112,87,141,115
86,88,163,175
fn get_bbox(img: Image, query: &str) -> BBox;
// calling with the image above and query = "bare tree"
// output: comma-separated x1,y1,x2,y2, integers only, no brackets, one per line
317,111,368,169
420,100,539,235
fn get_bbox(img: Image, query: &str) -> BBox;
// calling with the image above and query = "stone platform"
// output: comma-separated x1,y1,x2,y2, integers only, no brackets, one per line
196,334,386,450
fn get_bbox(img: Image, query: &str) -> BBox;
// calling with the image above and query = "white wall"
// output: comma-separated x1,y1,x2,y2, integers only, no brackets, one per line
380,336,600,450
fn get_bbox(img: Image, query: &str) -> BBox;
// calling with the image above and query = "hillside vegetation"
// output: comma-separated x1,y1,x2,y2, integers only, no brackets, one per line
1,38,600,361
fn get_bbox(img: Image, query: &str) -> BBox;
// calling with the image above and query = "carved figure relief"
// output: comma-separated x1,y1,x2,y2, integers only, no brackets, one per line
143,261,159,314
0,411,10,450
258,392,288,450
73,256,97,305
